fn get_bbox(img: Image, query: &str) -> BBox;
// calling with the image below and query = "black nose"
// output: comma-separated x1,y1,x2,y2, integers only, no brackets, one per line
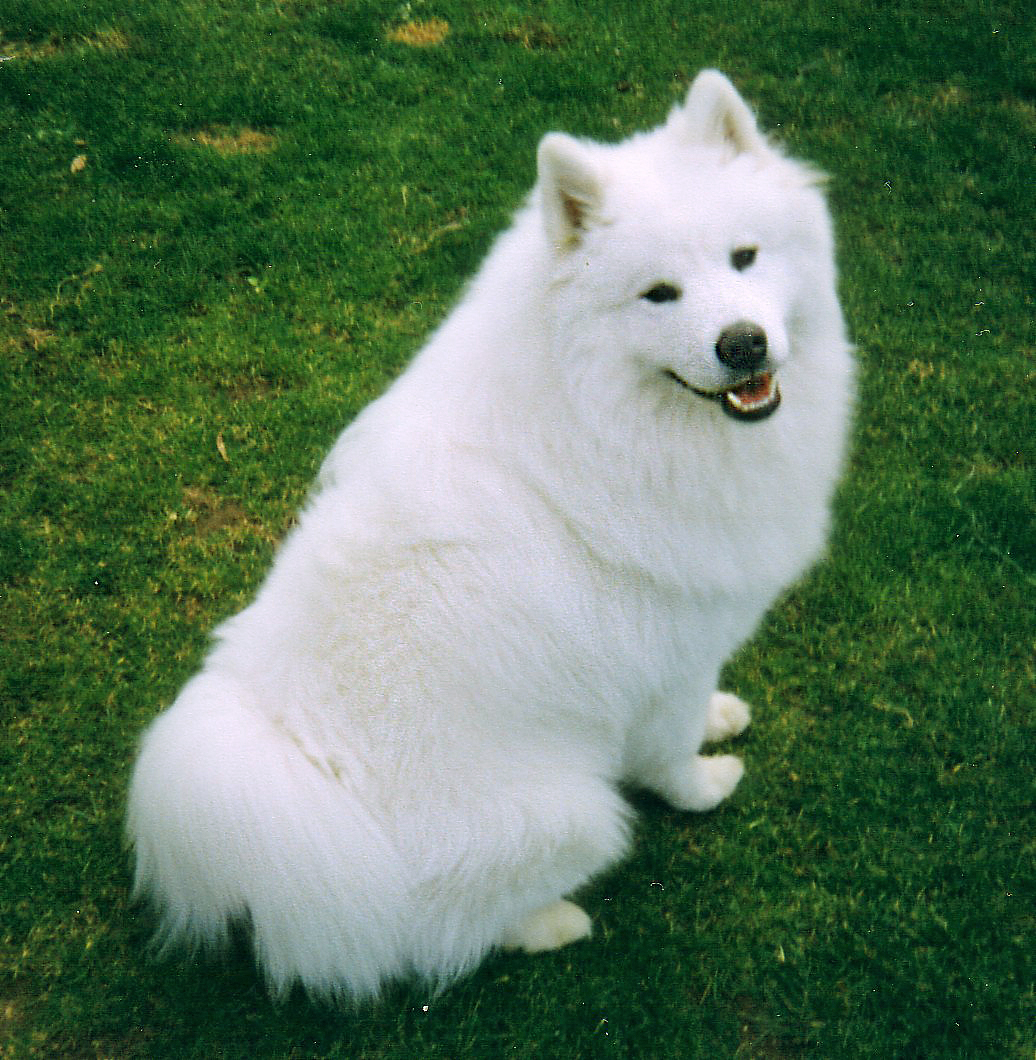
715,321,767,373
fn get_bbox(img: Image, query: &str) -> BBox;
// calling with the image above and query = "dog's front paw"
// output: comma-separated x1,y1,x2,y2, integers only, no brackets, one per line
704,692,752,743
655,753,745,813
500,899,593,954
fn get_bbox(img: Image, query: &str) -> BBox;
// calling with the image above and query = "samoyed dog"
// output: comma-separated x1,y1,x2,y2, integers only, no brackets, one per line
127,70,852,999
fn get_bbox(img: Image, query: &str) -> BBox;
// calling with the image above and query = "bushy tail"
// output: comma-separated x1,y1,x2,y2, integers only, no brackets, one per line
125,672,407,1000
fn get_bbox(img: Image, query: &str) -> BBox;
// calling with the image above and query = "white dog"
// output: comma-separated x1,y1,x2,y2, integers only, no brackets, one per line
127,70,853,1000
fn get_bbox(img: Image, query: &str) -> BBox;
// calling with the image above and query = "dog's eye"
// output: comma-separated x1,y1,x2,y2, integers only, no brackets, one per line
641,282,682,304
731,246,757,271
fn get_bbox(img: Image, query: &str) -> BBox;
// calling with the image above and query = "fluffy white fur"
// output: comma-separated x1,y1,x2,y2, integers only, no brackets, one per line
126,70,853,1000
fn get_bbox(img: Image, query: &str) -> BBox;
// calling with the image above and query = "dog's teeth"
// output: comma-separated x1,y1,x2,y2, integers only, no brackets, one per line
728,380,771,411
720,375,781,421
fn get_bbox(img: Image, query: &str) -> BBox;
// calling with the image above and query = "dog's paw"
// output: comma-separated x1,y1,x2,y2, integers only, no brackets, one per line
704,691,752,743
500,899,593,954
656,753,745,813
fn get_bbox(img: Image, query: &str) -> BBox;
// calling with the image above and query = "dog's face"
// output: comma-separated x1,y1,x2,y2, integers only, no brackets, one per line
537,71,837,425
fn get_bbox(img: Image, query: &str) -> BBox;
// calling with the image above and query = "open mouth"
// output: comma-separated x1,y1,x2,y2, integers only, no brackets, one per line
666,370,782,422
713,372,782,421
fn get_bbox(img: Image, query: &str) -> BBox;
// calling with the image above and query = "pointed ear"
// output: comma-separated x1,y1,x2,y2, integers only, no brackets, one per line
537,133,606,250
670,69,767,156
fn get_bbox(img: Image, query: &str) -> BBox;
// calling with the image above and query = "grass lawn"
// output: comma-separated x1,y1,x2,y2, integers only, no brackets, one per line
2,1,1033,1056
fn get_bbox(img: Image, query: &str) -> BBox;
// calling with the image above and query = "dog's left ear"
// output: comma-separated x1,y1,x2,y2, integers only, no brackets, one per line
669,69,768,156
537,133,606,251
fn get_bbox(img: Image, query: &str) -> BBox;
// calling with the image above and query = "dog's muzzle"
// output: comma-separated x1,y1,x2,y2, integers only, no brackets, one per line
667,320,783,422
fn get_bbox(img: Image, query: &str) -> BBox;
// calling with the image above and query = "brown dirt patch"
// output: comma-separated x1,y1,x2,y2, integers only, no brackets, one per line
501,18,562,50
182,486,252,536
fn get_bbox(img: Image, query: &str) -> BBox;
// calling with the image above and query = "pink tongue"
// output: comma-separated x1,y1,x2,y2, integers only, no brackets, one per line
733,374,772,403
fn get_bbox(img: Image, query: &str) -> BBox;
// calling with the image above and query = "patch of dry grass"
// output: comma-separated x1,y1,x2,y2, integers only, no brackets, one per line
387,18,450,48
1,28,129,60
173,126,277,155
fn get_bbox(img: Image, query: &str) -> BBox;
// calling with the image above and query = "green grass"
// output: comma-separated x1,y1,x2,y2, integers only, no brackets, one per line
2,1,1033,1056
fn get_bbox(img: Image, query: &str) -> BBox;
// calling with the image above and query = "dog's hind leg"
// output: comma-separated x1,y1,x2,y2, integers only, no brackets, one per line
415,773,630,969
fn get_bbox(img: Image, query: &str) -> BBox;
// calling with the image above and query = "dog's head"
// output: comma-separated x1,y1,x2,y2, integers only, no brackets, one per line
536,70,840,426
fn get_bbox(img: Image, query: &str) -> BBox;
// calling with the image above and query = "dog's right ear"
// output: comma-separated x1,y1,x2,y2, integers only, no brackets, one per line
537,133,605,251
671,69,768,157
